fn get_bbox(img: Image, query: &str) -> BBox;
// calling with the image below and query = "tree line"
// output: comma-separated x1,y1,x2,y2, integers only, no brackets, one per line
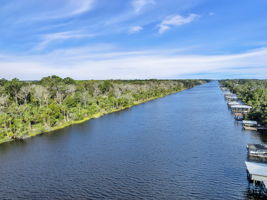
220,79,267,126
0,76,208,143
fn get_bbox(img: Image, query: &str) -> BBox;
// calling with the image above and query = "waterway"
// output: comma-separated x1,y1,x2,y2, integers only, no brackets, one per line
0,81,266,199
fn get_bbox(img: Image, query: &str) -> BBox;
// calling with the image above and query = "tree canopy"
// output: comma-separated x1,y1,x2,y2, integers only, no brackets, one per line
0,77,208,143
220,79,267,126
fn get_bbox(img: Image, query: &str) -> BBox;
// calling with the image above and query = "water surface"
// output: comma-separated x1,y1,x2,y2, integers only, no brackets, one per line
0,81,266,199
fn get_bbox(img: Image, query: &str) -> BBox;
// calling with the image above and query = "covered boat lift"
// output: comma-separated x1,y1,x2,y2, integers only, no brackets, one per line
243,120,258,126
247,144,267,158
227,101,243,108
245,161,267,192
221,86,229,91
231,105,252,113
225,95,239,101
223,91,232,96
242,120,258,130
234,113,244,121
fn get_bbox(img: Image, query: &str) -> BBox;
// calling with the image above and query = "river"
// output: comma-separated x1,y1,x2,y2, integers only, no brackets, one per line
0,81,266,199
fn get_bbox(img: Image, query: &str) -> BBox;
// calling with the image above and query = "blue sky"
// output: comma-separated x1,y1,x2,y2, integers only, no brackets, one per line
0,0,267,80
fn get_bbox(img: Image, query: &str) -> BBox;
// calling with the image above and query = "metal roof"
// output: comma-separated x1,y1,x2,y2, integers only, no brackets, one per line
247,144,267,151
245,161,267,177
231,105,252,109
228,101,242,105
225,95,238,98
242,120,257,125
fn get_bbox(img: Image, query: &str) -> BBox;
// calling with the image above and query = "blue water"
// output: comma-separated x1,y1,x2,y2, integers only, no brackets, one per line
0,81,265,199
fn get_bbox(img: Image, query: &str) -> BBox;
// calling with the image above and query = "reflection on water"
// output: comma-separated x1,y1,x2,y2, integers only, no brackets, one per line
0,81,266,199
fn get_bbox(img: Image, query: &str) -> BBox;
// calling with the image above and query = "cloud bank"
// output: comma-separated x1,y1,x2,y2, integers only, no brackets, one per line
0,47,266,80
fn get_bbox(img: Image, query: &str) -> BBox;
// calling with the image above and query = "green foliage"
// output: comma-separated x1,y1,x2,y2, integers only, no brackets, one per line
99,80,113,94
0,76,208,142
220,79,267,126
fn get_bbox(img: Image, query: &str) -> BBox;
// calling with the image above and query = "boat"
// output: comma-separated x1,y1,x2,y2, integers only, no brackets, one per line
244,126,257,131
234,113,243,121
242,120,258,131
247,144,267,158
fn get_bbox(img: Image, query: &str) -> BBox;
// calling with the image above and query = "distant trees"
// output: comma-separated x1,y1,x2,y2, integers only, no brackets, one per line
0,76,208,142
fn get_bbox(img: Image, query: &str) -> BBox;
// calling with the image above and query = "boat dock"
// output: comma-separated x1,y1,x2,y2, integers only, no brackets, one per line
242,120,258,131
221,84,267,194
247,144,267,158
234,113,243,121
230,105,252,113
245,161,267,193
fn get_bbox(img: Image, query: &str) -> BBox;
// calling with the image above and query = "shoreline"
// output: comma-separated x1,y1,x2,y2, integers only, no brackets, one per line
0,87,192,145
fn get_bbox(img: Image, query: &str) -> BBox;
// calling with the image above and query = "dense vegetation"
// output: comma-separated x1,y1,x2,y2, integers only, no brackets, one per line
0,76,208,143
220,79,267,126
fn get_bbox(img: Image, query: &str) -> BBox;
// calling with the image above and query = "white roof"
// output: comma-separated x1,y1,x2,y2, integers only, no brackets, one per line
242,120,257,125
225,95,238,98
228,101,242,105
231,105,252,109
245,161,267,177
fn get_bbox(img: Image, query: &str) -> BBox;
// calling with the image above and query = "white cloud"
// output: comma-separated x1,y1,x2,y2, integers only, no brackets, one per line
0,47,267,80
13,0,95,22
67,0,95,16
132,0,155,14
129,26,143,34
43,0,95,20
209,12,215,16
159,14,199,34
35,31,93,51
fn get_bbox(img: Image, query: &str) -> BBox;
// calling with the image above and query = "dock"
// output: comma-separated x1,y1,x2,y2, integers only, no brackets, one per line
245,161,267,193
234,113,243,121
227,101,243,107
221,84,267,195
247,144,267,158
242,120,258,130
230,105,252,113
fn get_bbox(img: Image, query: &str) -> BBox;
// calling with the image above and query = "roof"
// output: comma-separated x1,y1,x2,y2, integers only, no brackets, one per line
223,92,232,95
242,120,257,125
245,161,267,177
228,101,242,105
247,144,267,151
225,95,238,98
231,105,252,109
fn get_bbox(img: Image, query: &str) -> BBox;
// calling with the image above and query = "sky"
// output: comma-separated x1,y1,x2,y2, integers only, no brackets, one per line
0,0,267,80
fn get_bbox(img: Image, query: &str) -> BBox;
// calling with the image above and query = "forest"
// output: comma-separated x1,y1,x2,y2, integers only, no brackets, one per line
220,79,267,126
0,76,208,144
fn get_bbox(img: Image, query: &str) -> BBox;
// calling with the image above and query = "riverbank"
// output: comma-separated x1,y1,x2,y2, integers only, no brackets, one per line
1,81,257,200
220,79,267,127
0,86,193,145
